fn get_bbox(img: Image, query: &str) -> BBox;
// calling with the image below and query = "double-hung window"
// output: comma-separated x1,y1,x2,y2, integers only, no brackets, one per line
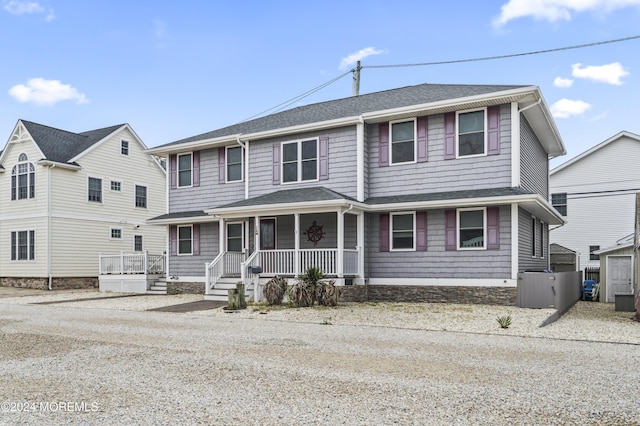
390,120,415,164
226,146,243,182
458,208,485,249
135,185,147,208
589,245,600,261
457,109,486,157
134,235,144,252
551,193,567,216
531,216,537,257
282,139,317,183
121,140,129,155
178,225,192,255
391,212,415,251
178,153,192,187
11,153,35,200
11,230,35,260
88,177,102,202
539,221,545,258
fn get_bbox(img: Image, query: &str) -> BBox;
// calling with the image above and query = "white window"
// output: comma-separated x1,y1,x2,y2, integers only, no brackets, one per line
134,235,143,252
135,185,147,208
458,208,486,249
11,153,35,200
110,181,122,192
88,177,102,202
390,212,415,251
457,108,486,157
282,139,318,183
121,140,129,155
11,230,35,261
110,228,122,240
551,193,567,216
178,225,192,255
390,119,416,165
226,146,243,182
178,153,192,187
227,223,244,252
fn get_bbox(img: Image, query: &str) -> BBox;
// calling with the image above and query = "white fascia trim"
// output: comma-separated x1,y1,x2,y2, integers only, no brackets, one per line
1,120,47,165
146,216,218,226
37,160,83,170
361,86,537,122
367,278,517,287
146,134,242,156
207,200,367,218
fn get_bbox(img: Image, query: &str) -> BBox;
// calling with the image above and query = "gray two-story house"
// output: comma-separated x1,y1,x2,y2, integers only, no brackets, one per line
147,83,566,304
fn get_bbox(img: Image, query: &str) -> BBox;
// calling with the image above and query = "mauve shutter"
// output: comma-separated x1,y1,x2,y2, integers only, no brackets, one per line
170,225,177,255
444,113,456,160
272,144,280,184
416,211,427,251
169,154,177,189
193,224,200,255
319,137,329,180
445,210,457,251
487,106,500,155
379,213,390,252
379,123,389,167
218,147,225,184
487,207,500,249
417,117,428,163
193,151,200,187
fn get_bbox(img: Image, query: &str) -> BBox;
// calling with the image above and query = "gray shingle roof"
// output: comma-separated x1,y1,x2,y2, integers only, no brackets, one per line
159,83,527,147
147,210,208,222
364,187,532,205
217,187,357,209
21,120,124,163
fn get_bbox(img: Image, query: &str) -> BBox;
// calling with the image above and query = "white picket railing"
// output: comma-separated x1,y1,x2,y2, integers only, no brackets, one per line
99,252,165,275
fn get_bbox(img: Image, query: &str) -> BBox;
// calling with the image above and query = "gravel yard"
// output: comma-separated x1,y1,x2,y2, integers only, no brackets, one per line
0,288,639,425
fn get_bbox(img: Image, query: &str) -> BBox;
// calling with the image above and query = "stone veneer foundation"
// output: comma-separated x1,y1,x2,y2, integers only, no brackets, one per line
166,282,205,295
0,277,98,290
339,285,517,306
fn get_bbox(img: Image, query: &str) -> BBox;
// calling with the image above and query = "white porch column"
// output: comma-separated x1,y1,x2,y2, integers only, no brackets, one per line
219,218,225,276
337,210,344,277
294,213,300,275
357,211,365,280
511,203,519,280
254,215,260,254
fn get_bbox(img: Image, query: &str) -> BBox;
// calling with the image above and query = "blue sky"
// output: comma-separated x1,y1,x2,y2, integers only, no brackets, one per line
1,0,639,168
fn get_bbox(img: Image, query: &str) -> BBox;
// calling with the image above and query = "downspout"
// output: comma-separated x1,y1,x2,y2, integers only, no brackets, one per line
236,137,248,200
47,164,53,290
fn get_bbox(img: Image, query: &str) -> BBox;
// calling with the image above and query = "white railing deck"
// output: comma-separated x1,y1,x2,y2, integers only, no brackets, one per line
99,252,165,275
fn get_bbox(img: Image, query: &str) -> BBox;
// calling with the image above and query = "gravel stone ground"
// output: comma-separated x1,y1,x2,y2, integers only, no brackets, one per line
0,289,638,425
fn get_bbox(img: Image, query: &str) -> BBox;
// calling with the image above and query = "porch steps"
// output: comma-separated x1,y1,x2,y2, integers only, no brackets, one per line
204,277,253,302
147,278,167,295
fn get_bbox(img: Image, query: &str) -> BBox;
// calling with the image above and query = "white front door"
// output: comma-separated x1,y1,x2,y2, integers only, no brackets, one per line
606,256,633,302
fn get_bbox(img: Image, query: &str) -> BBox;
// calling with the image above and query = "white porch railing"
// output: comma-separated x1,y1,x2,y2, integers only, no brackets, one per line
205,251,246,294
99,252,165,275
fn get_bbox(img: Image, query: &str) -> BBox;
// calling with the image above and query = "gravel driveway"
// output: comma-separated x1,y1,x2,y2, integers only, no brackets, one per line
0,289,638,425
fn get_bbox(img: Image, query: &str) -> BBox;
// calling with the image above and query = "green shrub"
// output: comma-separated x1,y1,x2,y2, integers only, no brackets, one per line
496,315,512,329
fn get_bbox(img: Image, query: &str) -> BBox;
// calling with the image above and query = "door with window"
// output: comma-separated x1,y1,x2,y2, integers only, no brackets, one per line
260,219,276,250
606,255,633,302
227,223,244,252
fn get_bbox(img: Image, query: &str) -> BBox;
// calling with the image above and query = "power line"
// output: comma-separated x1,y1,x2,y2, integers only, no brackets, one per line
364,35,640,69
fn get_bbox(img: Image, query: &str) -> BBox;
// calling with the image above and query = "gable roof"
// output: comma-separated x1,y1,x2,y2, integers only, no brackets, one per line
551,131,640,175
148,82,564,157
20,120,125,164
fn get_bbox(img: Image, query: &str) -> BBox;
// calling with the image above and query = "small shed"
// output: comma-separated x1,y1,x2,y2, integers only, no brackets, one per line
550,243,578,273
593,235,635,304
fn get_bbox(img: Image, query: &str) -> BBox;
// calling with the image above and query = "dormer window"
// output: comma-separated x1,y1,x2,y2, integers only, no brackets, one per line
11,153,35,200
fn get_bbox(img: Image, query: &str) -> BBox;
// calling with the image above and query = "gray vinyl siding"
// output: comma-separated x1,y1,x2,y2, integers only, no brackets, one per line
169,148,245,212
365,206,512,279
248,127,358,199
367,104,512,198
265,213,358,250
518,207,549,271
169,222,219,277
520,117,549,197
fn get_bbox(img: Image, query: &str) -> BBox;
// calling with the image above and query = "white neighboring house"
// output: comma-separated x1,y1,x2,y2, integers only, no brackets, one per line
0,119,166,289
549,131,640,275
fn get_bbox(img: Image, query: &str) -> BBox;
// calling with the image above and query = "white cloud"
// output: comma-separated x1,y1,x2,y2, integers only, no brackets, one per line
553,77,574,88
339,47,384,70
550,98,591,118
8,78,89,106
571,62,629,85
3,1,55,20
493,0,640,27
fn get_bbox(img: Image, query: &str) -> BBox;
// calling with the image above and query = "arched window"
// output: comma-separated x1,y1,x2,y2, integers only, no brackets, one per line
11,153,35,200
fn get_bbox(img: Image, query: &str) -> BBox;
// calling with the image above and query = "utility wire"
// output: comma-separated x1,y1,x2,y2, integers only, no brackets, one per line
241,34,640,122
364,35,640,69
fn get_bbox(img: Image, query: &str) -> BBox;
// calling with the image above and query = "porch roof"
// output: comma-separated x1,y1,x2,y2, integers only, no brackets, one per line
146,210,211,225
207,187,362,217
